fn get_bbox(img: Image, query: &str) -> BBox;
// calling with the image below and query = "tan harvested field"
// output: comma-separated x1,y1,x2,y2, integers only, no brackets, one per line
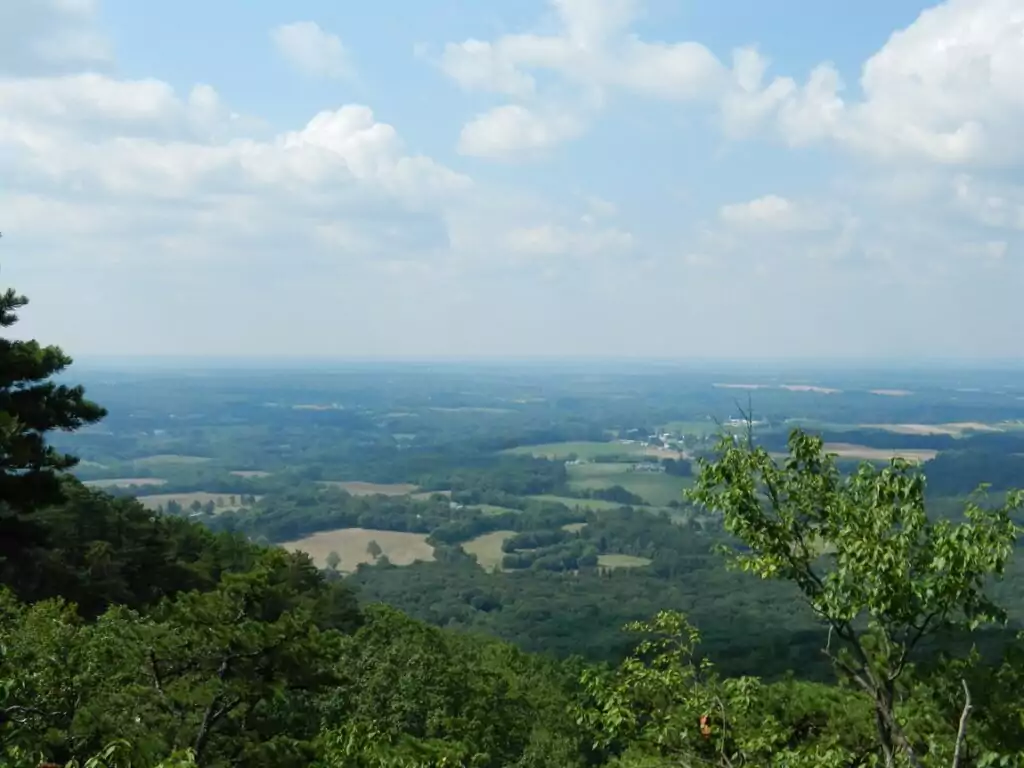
463,530,516,572
318,481,420,496
136,492,261,512
281,528,435,571
781,384,842,394
598,554,652,569
869,389,913,397
230,470,272,478
84,477,167,489
411,490,453,500
562,523,587,533
860,422,1002,436
824,443,937,462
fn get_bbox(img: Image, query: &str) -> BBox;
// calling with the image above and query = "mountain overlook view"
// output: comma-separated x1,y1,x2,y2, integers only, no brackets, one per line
3,0,1024,766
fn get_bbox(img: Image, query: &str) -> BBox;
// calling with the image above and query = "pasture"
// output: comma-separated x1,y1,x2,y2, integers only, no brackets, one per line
83,477,167,489
280,528,435,571
504,441,649,460
318,481,420,496
529,495,633,512
566,463,692,506
132,455,212,467
463,530,516,572
135,492,260,512
597,554,652,570
823,443,938,462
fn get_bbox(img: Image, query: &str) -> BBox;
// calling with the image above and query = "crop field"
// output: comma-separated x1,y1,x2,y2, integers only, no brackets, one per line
597,554,652,570
132,455,212,467
822,443,938,462
318,481,420,496
135,492,261,512
566,463,692,506
411,490,453,500
504,441,649,460
529,494,634,512
463,530,516,571
280,528,435,571
83,477,167,489
858,422,1003,436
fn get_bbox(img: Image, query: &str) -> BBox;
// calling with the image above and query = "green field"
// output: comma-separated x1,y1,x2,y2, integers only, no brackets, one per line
132,454,212,467
661,420,721,436
504,441,649,460
529,495,634,512
566,463,692,506
83,477,167,489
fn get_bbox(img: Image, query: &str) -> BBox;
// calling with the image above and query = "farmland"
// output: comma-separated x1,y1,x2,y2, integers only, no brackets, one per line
822,443,938,462
131,454,212,467
463,530,516,572
83,477,167,489
504,441,649,460
135,491,260,512
597,554,652,570
566,462,691,506
317,481,420,496
280,528,435,571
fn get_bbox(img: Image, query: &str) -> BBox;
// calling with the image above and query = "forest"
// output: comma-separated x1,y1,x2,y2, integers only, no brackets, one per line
6,275,1024,766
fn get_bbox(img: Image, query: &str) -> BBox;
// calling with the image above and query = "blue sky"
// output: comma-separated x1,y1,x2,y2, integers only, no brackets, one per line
2,0,1022,360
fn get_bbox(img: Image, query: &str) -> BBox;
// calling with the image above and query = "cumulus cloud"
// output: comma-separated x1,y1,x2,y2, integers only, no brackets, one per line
272,21,353,79
458,104,586,159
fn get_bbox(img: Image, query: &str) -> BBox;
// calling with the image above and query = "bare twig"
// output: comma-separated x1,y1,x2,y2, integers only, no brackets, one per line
951,680,972,768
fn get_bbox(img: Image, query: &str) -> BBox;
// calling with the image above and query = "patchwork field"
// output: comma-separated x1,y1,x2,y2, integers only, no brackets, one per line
529,495,634,512
504,441,650,460
597,554,652,570
463,530,516,572
280,528,435,571
566,463,692,506
135,492,261,512
318,481,420,496
132,455,212,467
84,477,167,489
859,422,1003,436
823,443,938,462
411,490,453,500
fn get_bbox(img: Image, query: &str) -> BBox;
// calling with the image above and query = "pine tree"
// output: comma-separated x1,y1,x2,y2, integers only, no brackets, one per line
1,257,107,573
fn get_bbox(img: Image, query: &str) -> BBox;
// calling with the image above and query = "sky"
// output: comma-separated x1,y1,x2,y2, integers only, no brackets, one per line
2,0,1022,361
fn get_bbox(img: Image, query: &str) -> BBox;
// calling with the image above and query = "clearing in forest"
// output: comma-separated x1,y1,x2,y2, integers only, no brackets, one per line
317,481,420,496
823,443,937,462
562,523,587,533
597,554,652,570
280,528,435,571
83,477,167,489
463,530,516,572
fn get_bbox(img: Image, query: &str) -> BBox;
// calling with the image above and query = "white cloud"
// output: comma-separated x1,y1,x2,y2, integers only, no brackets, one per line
730,0,1024,166
0,0,111,76
718,195,841,233
458,104,585,158
272,21,352,80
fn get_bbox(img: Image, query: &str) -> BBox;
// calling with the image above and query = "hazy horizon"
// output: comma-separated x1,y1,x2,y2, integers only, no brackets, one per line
3,0,1022,359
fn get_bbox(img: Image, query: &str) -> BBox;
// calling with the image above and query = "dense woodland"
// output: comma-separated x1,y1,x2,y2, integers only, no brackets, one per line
6,274,1024,766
